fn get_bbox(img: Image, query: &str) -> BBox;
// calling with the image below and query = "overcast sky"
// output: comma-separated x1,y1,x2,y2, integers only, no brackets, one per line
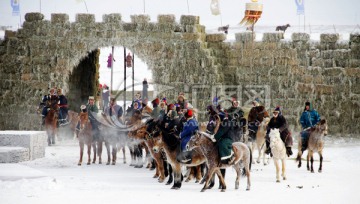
1,0,359,29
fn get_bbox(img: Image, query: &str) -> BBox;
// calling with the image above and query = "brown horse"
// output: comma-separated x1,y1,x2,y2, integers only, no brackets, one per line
77,112,93,165
296,119,328,173
188,132,252,192
129,125,169,183
44,100,59,146
152,130,207,190
251,117,270,165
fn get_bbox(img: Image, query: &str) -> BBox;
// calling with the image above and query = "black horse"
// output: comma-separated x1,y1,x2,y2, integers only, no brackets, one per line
275,24,290,32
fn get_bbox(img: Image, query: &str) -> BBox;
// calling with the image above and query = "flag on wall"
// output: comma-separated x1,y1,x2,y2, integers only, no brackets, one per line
210,0,221,16
10,0,20,16
295,0,304,15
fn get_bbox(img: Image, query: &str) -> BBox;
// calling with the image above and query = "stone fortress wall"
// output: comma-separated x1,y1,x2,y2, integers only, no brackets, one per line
0,12,359,135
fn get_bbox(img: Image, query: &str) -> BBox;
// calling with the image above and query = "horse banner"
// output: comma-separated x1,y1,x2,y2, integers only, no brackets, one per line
210,0,221,16
10,0,20,16
295,0,304,15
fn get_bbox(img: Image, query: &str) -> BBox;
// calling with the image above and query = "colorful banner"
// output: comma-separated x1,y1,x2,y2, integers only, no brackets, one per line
10,0,20,16
210,0,221,16
295,0,304,15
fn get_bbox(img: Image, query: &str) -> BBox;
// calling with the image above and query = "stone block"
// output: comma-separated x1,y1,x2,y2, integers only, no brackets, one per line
0,131,47,160
25,12,44,22
320,33,339,43
130,14,150,24
350,33,360,43
75,13,95,24
0,147,30,163
206,34,226,42
296,82,313,94
157,15,176,24
51,13,69,24
180,15,199,25
291,33,310,42
345,68,360,77
235,32,255,43
102,13,122,23
315,84,334,95
262,32,284,42
323,67,344,76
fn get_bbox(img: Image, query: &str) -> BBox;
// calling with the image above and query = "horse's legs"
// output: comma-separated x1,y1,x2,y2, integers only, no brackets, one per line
87,143,91,165
105,141,111,165
310,151,315,173
156,158,166,183
215,169,227,192
171,164,182,190
201,167,216,192
98,140,103,164
92,142,97,164
306,152,310,171
281,159,286,180
166,163,173,185
218,169,226,189
78,142,84,165
318,151,323,173
297,150,303,168
234,163,241,190
122,146,126,164
112,146,117,165
274,159,280,182
195,165,202,183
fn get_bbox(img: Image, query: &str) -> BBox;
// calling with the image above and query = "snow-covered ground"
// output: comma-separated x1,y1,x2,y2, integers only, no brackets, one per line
1,136,359,204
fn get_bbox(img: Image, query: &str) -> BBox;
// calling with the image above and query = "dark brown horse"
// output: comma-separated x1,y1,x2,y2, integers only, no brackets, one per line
188,132,252,192
152,130,207,190
44,99,59,146
77,112,93,165
296,119,328,173
275,24,290,32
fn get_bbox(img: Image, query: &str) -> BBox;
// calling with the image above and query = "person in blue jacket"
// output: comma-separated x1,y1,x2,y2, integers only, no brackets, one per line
299,101,321,151
177,109,198,163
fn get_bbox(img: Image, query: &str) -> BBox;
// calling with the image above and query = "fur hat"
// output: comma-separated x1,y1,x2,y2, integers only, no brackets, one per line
177,94,186,101
168,103,175,110
273,106,281,113
152,98,160,105
80,105,87,112
305,101,311,106
89,96,95,100
185,109,193,118
49,88,55,94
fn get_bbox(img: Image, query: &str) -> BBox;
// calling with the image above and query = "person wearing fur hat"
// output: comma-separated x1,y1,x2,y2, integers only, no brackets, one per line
265,106,293,157
248,98,269,142
150,98,161,119
102,85,110,111
226,101,247,142
299,101,321,151
177,109,198,163
57,88,69,126
177,93,188,111
40,88,58,126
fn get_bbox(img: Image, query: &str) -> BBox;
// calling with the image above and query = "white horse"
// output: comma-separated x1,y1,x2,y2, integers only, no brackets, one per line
251,117,270,165
269,128,287,182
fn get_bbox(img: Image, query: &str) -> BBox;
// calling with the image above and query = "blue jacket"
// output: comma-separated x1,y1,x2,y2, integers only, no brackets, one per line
300,107,321,129
180,118,198,151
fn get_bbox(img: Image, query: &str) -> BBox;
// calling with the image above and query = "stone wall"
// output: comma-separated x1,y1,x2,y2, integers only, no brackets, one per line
0,12,359,136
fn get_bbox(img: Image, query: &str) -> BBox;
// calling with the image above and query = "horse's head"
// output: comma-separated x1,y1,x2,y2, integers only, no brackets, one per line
152,131,165,154
79,112,90,131
317,119,328,136
269,128,281,143
260,117,271,131
286,24,291,27
188,132,203,151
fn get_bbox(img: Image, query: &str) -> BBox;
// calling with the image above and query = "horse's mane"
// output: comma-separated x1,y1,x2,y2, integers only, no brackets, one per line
161,129,179,151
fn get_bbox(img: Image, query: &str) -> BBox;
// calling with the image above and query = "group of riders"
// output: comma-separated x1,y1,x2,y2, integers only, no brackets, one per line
40,87,321,164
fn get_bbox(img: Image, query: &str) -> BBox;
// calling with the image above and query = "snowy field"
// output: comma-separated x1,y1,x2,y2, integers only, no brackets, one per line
1,136,360,204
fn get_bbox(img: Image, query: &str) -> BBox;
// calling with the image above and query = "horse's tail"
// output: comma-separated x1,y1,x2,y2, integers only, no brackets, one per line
242,145,252,177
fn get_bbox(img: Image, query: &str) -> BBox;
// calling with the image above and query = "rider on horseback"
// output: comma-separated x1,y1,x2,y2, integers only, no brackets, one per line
105,96,123,121
178,109,198,163
226,101,247,142
57,88,69,126
40,88,57,125
76,96,99,138
265,106,293,157
299,101,321,151
248,98,270,142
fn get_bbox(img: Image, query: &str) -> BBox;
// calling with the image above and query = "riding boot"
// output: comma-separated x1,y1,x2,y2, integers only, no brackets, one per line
42,116,45,126
286,147,293,157
265,140,272,155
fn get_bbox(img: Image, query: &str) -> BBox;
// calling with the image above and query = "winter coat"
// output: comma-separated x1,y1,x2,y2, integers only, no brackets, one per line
180,118,199,151
300,104,321,129
267,114,293,147
105,104,123,118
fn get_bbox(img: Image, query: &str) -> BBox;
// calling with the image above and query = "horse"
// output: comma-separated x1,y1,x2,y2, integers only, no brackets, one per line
275,24,290,32
269,128,287,182
44,99,59,146
130,125,172,184
188,132,252,192
296,119,328,173
77,112,93,165
218,24,229,34
152,130,207,190
251,117,270,165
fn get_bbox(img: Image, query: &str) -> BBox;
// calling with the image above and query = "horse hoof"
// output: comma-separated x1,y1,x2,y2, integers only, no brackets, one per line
283,177,287,180
87,163,90,165
201,189,206,192
195,180,199,183
276,180,280,183
106,162,110,165
256,160,260,164
185,178,190,183
318,170,322,173
123,161,126,164
112,162,116,165
153,175,158,178
158,179,165,183
166,182,171,185
221,189,226,192
78,163,81,166
311,170,315,173
99,162,102,164
246,188,250,191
